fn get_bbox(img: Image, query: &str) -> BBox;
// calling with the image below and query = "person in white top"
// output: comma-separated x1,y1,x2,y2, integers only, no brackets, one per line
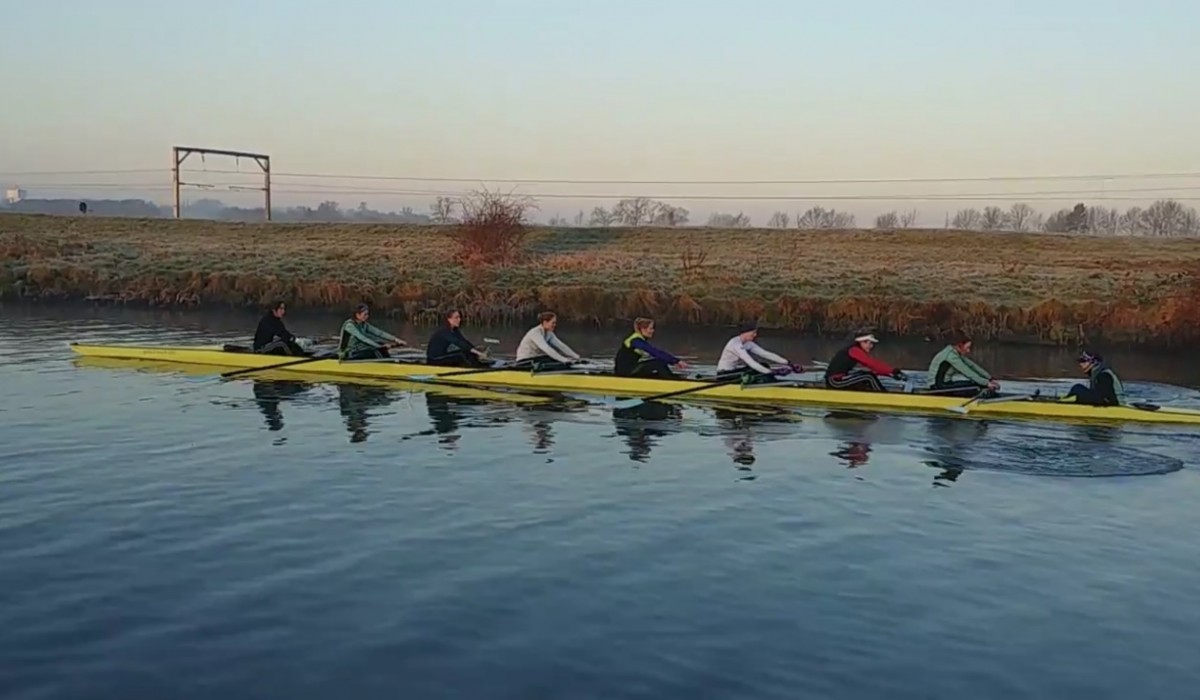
716,322,798,383
514,311,582,369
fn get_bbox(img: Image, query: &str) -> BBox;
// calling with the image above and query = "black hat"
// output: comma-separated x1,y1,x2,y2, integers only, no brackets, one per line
737,321,759,334
1078,350,1100,364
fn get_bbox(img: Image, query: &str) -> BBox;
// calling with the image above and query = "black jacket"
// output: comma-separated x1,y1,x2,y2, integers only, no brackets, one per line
426,325,476,362
253,313,295,350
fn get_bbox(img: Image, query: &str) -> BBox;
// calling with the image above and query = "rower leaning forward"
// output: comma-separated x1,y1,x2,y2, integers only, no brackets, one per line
926,334,1000,398
715,322,799,384
338,303,407,360
426,309,493,367
823,331,907,392
514,311,581,371
613,317,689,378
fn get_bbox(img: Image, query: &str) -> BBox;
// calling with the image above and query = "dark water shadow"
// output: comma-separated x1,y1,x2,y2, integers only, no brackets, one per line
610,401,684,464
251,380,318,433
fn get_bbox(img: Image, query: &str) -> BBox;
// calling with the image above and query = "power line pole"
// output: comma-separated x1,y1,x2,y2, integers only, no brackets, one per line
172,146,272,221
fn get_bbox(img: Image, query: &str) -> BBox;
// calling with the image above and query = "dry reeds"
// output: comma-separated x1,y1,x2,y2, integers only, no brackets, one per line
4,212,1200,346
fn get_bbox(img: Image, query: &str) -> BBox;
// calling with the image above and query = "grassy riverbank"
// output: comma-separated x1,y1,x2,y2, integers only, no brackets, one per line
3,213,1199,345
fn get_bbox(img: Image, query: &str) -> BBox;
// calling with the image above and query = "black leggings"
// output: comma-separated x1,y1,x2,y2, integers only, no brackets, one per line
826,373,886,392
428,351,492,368
619,359,678,379
511,358,574,372
715,369,778,385
927,380,991,398
1067,384,1114,406
255,339,308,356
344,347,391,361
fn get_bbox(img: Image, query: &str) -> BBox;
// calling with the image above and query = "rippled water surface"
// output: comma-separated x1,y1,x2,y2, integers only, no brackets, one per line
4,306,1200,699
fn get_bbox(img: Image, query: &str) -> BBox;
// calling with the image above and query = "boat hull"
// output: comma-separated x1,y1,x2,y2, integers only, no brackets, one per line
68,343,1200,426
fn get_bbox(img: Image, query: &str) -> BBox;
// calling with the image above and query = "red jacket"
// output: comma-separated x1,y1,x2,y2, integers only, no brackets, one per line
845,346,895,376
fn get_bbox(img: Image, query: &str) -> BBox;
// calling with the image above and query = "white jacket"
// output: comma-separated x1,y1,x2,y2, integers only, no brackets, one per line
515,326,581,363
716,335,787,374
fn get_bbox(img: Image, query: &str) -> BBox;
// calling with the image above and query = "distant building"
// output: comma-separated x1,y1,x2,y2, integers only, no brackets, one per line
4,186,25,204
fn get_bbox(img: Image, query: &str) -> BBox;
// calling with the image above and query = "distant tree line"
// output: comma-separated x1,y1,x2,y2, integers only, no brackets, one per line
5,194,1199,236
0,197,433,224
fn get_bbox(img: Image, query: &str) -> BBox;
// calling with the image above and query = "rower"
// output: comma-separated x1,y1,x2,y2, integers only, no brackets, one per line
824,331,907,392
715,322,796,384
1065,351,1124,406
613,317,689,378
253,301,308,356
926,335,999,398
338,303,407,360
426,309,492,367
514,311,581,371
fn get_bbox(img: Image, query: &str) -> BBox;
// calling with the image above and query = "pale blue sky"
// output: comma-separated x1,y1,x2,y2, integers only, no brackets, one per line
2,0,1198,219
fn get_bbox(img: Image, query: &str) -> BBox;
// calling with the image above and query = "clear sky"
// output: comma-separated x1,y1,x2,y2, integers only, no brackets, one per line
2,0,1198,220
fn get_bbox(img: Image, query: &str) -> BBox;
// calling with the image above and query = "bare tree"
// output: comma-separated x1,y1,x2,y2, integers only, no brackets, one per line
651,203,690,226
981,206,1008,231
454,188,537,265
613,198,656,226
766,211,791,228
899,209,919,228
1142,199,1198,236
547,213,570,226
589,206,618,226
706,211,752,228
797,206,855,229
951,208,982,230
430,196,458,224
1086,206,1119,235
573,210,585,227
874,211,900,229
1007,203,1041,232
1117,206,1145,235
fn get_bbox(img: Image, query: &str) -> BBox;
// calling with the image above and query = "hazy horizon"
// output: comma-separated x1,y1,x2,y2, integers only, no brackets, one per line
2,1,1199,224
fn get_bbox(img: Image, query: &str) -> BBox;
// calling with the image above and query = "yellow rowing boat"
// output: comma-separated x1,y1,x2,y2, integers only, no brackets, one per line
68,343,1200,426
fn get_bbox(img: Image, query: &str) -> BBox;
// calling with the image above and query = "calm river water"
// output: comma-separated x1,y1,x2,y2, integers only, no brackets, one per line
3,304,1200,699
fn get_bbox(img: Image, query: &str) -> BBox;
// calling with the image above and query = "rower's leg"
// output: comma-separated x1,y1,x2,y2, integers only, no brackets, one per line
428,353,467,367
346,348,388,361
930,381,983,398
631,359,674,379
256,339,292,356
1066,384,1102,405
826,373,885,392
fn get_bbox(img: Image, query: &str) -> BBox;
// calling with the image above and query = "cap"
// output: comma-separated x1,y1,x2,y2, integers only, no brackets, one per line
737,321,759,334
1078,350,1100,364
855,332,880,343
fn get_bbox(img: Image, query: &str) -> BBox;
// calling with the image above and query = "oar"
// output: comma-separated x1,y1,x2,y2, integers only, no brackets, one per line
945,389,989,414
220,351,335,379
612,374,744,410
947,392,1038,412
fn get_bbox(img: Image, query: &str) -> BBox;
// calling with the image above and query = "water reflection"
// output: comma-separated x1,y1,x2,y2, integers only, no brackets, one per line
709,405,806,480
611,402,683,463
337,383,401,443
921,418,991,486
251,380,316,432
